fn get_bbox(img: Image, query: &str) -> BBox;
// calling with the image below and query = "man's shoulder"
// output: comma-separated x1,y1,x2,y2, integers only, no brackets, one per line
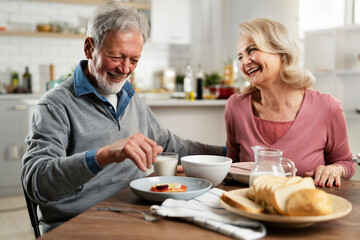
38,77,75,105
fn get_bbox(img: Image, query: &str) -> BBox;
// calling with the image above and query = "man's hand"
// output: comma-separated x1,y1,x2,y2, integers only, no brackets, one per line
96,133,163,171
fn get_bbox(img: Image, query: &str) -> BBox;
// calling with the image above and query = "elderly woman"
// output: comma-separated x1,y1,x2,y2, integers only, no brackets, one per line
225,18,355,187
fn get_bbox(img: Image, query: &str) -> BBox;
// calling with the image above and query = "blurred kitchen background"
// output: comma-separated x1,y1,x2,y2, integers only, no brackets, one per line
1,0,360,195
0,0,359,239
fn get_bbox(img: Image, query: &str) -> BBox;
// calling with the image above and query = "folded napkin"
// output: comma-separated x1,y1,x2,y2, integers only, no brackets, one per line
150,188,266,240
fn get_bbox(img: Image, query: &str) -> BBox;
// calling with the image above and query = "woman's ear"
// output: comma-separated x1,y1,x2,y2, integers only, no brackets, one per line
84,37,94,59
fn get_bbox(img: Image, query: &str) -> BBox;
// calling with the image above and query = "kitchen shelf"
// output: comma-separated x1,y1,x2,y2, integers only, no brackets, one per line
29,0,151,10
335,70,360,76
0,30,85,39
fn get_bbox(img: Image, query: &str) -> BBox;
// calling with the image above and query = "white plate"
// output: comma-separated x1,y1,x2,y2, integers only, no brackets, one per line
220,188,352,228
130,176,212,203
228,162,292,185
227,162,254,185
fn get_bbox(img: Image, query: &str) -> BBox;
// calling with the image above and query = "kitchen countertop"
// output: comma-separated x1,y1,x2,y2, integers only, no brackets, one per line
0,94,228,107
0,94,43,99
145,99,228,107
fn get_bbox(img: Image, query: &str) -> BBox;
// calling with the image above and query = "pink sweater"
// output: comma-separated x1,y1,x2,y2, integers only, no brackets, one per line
225,89,355,179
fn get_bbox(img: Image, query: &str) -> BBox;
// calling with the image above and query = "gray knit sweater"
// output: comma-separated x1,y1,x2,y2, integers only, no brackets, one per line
21,61,224,232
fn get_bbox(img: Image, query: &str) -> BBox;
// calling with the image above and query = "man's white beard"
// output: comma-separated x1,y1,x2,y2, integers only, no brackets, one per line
91,63,127,95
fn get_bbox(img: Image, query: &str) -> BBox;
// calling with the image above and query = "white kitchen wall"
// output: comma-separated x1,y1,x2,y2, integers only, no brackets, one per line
225,0,299,61
0,0,190,93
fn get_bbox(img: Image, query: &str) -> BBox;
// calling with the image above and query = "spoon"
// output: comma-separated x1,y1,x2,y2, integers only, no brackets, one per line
352,153,360,166
96,207,160,222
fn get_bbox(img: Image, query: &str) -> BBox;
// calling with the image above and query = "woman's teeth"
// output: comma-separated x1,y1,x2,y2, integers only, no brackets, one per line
247,67,261,75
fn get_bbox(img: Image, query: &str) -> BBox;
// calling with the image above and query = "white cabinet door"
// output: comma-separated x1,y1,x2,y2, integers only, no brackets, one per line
151,0,191,44
0,99,31,196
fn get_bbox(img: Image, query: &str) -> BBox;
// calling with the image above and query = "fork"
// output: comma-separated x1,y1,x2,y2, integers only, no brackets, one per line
96,207,160,222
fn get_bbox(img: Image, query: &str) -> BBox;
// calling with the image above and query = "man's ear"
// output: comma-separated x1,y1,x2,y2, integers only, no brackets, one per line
84,37,94,59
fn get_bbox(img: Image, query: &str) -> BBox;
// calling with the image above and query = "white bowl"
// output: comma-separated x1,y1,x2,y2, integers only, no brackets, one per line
181,155,232,186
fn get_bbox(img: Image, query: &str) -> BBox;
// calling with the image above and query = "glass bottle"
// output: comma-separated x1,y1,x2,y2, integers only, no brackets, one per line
196,64,204,100
223,59,234,86
183,64,193,100
11,71,19,86
22,66,32,93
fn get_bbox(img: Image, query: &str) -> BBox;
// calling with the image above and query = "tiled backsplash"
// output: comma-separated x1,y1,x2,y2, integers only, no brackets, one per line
0,0,190,93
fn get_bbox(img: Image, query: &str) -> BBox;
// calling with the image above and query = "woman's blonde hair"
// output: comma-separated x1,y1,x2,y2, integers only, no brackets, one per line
238,18,315,94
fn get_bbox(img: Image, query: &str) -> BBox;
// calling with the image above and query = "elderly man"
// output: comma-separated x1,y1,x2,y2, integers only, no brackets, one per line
21,1,224,233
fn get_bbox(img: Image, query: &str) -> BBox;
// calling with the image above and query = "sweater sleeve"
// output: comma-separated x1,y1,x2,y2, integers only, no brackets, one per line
325,96,355,179
22,103,95,203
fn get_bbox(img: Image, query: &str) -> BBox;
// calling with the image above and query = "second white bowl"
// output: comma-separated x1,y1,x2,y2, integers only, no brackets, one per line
181,155,232,186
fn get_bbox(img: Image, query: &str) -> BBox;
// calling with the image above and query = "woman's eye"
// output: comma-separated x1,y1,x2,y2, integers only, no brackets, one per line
249,48,257,54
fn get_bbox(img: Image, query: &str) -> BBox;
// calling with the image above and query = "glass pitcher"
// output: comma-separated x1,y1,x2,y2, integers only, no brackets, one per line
249,146,297,186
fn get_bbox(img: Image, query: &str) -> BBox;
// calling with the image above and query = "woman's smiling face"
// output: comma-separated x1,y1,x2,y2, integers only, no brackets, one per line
237,34,282,88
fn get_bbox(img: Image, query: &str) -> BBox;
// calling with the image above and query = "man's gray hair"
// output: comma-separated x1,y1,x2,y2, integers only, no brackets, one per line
87,1,149,49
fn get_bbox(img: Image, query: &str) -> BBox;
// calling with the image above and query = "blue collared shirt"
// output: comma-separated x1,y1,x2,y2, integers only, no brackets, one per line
74,60,135,174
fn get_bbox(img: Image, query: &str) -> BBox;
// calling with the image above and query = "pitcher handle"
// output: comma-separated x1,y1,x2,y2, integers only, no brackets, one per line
282,158,297,177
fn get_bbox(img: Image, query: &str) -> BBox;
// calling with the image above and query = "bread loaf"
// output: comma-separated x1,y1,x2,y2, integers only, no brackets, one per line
221,176,332,216
286,188,333,216
271,177,315,215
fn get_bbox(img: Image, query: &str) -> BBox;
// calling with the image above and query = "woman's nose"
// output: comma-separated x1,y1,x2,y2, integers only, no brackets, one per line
241,54,252,66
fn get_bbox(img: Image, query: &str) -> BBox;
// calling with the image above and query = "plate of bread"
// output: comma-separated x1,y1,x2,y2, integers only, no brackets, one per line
219,175,352,228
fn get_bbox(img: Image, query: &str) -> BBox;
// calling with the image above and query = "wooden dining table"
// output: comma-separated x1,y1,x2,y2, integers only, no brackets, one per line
39,174,360,240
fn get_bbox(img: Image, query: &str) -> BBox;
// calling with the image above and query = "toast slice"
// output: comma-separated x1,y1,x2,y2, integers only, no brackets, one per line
220,189,264,214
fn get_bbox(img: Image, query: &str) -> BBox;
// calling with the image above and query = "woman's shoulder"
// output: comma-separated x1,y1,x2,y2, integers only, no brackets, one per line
306,89,340,103
305,89,342,112
227,92,251,105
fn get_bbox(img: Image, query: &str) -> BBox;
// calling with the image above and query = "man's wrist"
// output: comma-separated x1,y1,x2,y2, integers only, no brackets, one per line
85,148,102,174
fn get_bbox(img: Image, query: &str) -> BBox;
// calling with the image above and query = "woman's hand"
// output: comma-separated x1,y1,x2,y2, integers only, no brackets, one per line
305,165,343,187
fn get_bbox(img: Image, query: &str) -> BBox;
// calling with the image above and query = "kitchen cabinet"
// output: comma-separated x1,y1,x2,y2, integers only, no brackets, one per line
151,0,191,45
0,96,38,196
304,25,360,180
304,25,360,118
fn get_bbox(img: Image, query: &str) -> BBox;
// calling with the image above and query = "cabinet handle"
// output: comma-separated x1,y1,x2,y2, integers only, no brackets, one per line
13,105,28,111
11,144,19,160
